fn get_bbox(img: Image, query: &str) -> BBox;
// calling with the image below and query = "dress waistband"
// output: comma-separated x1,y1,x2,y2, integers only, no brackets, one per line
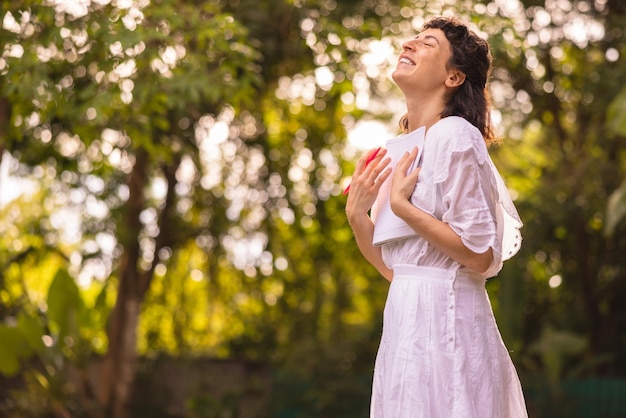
392,264,484,288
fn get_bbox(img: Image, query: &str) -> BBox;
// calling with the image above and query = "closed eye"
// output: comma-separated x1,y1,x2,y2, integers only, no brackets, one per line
415,34,440,48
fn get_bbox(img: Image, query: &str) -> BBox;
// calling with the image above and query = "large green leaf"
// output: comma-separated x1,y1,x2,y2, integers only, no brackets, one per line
16,312,45,352
46,268,84,340
0,325,32,376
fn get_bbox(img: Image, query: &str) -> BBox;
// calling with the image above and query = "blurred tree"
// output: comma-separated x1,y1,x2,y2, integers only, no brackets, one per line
1,0,260,416
2,0,626,417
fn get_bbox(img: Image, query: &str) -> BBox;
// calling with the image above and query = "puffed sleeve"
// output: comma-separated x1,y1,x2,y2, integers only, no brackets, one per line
428,118,522,278
438,144,499,258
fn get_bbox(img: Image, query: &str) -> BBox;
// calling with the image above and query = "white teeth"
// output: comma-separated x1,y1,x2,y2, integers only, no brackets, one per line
399,57,415,65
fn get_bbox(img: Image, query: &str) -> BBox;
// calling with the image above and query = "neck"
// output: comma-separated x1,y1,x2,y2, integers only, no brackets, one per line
404,95,446,133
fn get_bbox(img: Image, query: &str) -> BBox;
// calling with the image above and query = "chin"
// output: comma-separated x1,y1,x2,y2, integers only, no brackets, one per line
391,69,402,83
391,70,410,90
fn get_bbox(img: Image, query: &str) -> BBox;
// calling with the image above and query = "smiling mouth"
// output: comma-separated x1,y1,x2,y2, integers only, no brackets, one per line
399,57,415,65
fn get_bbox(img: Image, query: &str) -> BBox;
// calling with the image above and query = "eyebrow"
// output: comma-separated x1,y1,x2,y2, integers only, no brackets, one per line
415,34,441,44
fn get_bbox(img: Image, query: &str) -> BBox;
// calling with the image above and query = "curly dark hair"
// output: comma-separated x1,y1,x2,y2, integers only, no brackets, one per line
399,16,496,145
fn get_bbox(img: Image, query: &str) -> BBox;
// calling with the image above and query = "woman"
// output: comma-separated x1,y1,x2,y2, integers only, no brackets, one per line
345,17,528,417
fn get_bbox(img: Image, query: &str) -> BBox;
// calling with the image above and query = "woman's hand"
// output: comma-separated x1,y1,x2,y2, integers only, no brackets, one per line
345,148,391,222
390,147,420,211
344,147,394,281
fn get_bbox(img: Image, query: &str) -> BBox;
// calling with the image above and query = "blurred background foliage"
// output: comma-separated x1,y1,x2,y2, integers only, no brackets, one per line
0,0,625,417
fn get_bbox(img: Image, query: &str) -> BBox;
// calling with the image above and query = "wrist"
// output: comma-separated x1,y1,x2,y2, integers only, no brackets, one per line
347,210,370,227
390,194,412,219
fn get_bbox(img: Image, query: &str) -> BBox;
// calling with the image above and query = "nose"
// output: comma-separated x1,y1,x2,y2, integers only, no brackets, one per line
401,39,416,51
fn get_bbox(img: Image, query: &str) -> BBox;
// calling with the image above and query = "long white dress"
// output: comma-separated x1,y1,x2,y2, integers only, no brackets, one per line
370,116,528,418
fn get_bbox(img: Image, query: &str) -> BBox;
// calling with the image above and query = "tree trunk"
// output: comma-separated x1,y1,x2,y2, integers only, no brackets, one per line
97,150,148,418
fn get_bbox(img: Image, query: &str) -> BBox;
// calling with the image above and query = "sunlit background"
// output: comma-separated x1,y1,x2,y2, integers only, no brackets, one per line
1,0,625,417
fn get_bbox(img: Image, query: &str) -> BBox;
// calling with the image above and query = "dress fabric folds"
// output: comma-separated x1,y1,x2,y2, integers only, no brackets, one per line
370,265,527,418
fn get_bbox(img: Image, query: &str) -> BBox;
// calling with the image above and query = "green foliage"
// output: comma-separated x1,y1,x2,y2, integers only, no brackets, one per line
0,318,36,376
530,327,588,384
488,2,626,404
186,392,242,418
0,267,98,416
2,0,626,416
605,178,626,237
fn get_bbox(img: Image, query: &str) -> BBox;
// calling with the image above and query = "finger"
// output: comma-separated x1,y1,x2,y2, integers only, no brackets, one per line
348,149,379,193
365,147,382,165
356,147,385,173
408,166,421,182
366,148,388,176
403,146,419,165
364,157,389,187
394,153,409,176
374,167,393,189
371,167,392,192
395,147,418,174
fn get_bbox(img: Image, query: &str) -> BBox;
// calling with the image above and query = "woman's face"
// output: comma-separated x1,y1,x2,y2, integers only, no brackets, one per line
391,28,454,96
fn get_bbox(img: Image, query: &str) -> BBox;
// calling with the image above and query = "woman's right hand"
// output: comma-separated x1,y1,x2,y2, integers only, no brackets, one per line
344,147,394,281
345,147,392,222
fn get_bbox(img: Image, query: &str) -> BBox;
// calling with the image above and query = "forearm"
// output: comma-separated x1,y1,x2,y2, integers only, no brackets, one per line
347,212,394,281
391,199,493,273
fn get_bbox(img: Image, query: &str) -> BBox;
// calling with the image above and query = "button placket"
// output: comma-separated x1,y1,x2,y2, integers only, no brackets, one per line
446,273,456,351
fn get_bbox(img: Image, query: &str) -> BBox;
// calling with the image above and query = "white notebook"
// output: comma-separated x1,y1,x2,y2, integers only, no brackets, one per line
371,127,426,246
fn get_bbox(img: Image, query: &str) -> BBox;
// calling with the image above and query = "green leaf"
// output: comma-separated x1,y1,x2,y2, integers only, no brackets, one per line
17,312,46,352
0,325,30,376
606,87,626,137
605,178,626,237
46,268,84,340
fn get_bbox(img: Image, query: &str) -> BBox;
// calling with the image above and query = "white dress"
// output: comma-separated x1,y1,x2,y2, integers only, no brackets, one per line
370,117,528,417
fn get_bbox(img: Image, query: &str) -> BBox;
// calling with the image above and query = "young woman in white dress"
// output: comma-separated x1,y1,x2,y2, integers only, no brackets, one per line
345,16,528,417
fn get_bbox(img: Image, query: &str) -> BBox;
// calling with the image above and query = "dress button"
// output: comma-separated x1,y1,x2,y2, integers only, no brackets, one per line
449,336,454,341
449,304,454,310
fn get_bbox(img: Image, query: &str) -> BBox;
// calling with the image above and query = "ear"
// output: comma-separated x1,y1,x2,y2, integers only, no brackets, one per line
445,69,466,88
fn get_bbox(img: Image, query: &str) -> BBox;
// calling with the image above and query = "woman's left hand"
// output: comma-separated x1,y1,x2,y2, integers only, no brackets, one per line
390,146,421,204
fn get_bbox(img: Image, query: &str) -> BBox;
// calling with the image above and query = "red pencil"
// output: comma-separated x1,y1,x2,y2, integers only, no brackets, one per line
343,147,382,195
